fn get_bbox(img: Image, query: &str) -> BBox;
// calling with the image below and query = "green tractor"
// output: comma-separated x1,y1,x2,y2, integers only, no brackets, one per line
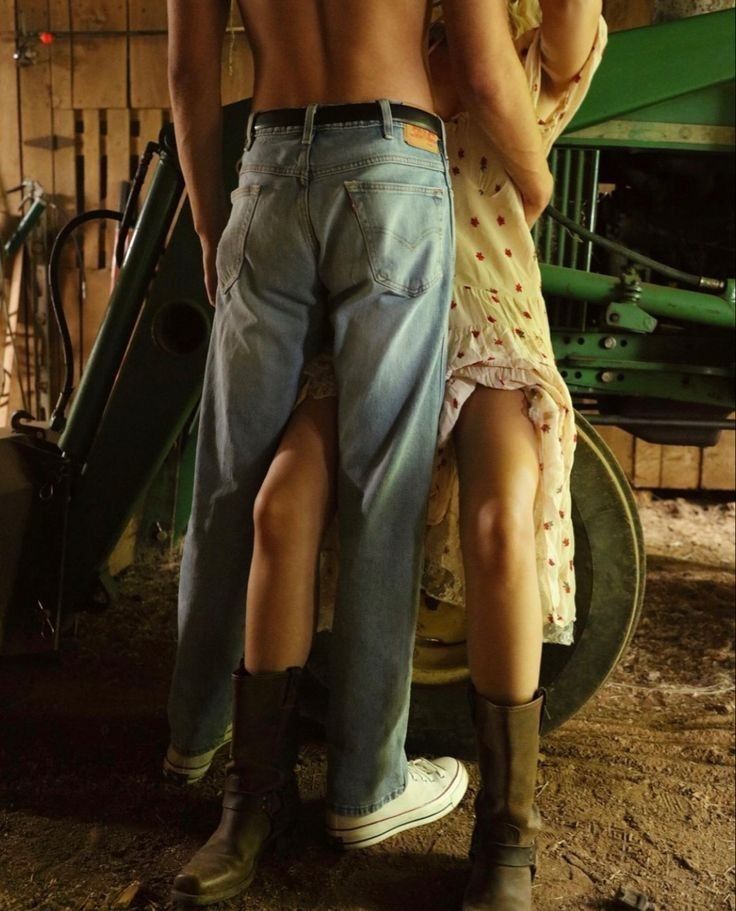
1,11,733,734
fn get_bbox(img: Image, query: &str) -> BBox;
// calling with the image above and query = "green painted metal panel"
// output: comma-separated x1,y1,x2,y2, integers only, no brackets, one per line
568,10,736,132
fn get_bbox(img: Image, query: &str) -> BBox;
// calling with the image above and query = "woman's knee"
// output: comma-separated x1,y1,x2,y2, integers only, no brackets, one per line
253,477,307,548
461,498,535,572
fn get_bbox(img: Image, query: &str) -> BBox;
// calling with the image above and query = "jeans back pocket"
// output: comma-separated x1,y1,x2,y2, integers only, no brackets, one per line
216,184,261,293
345,181,446,297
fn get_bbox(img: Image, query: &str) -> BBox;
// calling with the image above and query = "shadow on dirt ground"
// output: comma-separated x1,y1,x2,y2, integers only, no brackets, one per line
1,497,734,911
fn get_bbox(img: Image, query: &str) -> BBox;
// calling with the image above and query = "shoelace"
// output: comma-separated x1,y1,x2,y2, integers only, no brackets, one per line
408,758,447,782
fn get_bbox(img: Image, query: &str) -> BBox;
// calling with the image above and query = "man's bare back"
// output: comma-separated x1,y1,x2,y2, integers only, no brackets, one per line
236,0,436,112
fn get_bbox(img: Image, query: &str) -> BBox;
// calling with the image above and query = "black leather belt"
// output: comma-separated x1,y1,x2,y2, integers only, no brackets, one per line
252,102,442,136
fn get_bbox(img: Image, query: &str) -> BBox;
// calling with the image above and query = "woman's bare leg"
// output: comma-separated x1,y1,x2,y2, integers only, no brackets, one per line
245,396,338,674
454,386,542,705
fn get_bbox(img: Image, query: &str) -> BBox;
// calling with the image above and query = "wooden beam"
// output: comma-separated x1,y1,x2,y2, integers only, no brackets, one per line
0,1,21,231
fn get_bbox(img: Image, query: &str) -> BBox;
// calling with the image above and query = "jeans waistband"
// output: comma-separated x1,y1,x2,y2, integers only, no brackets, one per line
244,101,445,149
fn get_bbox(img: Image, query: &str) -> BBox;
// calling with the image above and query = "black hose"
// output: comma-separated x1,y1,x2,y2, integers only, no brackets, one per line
545,204,726,293
47,209,122,432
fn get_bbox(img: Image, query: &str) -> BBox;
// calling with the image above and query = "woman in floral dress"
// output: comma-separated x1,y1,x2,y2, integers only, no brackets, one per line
243,3,605,908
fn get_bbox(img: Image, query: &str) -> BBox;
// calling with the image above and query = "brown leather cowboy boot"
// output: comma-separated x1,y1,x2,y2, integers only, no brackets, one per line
463,687,545,911
171,664,301,907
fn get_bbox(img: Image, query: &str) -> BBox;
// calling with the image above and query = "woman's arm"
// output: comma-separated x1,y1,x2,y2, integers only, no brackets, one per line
167,0,230,305
443,0,553,225
538,0,603,91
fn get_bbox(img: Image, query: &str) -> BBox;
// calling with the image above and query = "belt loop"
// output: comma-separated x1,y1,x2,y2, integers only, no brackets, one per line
378,99,394,140
244,110,256,151
439,116,448,157
302,103,318,145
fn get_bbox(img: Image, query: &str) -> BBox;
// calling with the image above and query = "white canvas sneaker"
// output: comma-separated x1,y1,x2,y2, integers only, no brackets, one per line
325,757,469,849
162,723,233,784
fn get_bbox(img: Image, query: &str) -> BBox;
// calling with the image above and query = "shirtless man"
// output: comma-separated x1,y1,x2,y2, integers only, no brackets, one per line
166,1,553,905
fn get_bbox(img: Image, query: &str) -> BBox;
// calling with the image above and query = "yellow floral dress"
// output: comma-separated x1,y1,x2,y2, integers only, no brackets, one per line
303,19,608,646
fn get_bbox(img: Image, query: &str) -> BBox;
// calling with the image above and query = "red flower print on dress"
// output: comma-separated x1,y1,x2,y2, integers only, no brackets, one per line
486,355,495,361
573,73,582,83
472,329,480,338
541,423,551,433
470,217,480,228
572,433,578,443
563,582,571,594
495,183,502,193
514,328,526,338
475,252,485,261
480,156,488,171
497,215,506,227
457,351,465,358
523,311,532,319
548,558,556,566
452,166,460,175
515,283,523,292
458,147,465,158
505,248,513,257
452,398,459,408
494,338,504,345
547,613,554,624
450,300,457,309
559,510,565,519
563,538,570,547
486,314,496,323
491,295,500,303
543,521,553,530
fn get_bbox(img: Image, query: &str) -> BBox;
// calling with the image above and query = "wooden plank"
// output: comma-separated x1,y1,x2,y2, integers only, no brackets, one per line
129,0,167,29
51,108,76,218
659,444,701,490
0,0,15,30
80,268,112,371
603,0,653,30
701,425,736,491
0,250,24,427
0,22,22,232
49,0,72,109
18,55,55,189
130,36,170,108
71,0,126,30
71,37,128,108
104,109,132,270
129,0,169,107
82,109,102,268
595,426,635,481
70,0,127,108
632,438,662,488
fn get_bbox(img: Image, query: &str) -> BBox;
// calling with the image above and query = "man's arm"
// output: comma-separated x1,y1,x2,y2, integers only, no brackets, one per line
442,0,553,225
539,0,602,92
167,0,230,305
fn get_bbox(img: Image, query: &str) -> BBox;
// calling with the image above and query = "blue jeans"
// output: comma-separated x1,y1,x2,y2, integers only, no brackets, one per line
168,101,455,814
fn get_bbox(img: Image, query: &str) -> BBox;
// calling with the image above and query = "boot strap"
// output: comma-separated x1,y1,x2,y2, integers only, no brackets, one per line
222,784,283,815
482,842,537,872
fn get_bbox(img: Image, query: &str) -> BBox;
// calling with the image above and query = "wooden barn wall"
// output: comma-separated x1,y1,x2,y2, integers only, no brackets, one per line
0,0,734,490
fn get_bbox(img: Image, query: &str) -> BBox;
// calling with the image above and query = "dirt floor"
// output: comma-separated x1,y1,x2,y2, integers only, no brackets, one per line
1,495,734,911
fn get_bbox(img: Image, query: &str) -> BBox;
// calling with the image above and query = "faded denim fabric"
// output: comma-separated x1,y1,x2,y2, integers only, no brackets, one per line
168,102,455,814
